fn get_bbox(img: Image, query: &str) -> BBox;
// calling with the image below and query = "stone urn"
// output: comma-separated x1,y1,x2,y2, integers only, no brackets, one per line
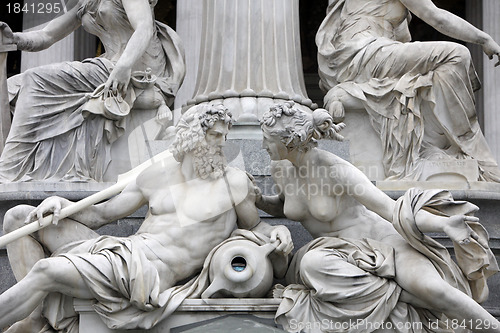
202,240,276,298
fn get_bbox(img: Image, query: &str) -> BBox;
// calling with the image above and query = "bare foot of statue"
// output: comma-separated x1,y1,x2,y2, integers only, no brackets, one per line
271,284,286,299
327,100,345,123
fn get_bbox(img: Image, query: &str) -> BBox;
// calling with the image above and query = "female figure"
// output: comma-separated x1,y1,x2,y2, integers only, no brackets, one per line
0,0,185,182
317,0,500,181
259,102,499,332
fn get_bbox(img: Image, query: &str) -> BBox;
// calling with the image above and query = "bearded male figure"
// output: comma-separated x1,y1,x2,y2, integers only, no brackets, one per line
0,103,293,332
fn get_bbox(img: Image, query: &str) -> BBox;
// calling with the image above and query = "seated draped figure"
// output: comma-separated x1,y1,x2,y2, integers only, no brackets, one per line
316,0,500,181
0,102,293,332
258,101,499,333
0,0,186,182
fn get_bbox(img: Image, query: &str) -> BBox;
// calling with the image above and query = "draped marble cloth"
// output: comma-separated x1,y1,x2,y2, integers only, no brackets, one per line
38,229,278,332
316,0,500,181
0,0,185,182
275,189,498,333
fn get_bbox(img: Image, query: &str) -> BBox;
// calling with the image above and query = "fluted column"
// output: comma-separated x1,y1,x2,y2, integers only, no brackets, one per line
482,0,500,161
174,0,204,119
186,0,314,128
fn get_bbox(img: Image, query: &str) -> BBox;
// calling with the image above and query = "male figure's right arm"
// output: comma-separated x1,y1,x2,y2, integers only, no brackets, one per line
26,181,148,229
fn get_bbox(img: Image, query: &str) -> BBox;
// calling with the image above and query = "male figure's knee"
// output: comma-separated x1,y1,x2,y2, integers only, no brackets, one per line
3,205,34,233
30,258,60,287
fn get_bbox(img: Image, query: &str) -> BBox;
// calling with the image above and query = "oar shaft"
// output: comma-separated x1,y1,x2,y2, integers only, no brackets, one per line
0,179,129,248
0,135,171,248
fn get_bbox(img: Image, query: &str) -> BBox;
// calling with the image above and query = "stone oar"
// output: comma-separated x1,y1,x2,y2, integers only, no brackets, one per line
0,150,171,248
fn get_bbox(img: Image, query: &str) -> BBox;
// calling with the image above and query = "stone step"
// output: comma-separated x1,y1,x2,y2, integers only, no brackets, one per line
74,298,282,333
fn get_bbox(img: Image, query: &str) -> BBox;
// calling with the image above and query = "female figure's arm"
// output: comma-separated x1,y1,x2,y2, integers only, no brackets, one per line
248,162,286,218
104,0,155,96
1,0,82,52
333,157,472,238
256,195,286,218
332,159,395,222
400,0,500,65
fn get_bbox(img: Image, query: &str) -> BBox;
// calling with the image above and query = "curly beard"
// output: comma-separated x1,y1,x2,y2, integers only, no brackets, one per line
192,144,226,180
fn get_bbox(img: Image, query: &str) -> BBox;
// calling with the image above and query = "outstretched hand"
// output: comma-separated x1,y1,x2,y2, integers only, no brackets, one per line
483,38,500,67
25,196,66,228
442,215,489,248
328,100,346,123
0,22,15,45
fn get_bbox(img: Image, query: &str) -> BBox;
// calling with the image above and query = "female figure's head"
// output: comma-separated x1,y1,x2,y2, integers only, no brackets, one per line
260,102,344,160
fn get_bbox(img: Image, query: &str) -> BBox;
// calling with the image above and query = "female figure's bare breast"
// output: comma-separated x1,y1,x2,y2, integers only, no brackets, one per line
274,158,397,241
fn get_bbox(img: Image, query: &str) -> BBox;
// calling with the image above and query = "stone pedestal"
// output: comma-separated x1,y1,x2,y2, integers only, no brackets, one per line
340,107,500,190
74,299,282,333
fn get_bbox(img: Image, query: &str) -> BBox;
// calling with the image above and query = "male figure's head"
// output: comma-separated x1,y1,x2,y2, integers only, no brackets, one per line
170,103,233,179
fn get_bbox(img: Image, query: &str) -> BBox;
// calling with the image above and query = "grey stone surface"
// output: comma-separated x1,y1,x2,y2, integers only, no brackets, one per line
171,315,286,333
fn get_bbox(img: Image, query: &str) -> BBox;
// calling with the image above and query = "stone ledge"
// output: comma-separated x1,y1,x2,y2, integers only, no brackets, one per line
0,182,115,201
381,184,500,201
175,298,280,312
74,298,281,313
74,298,281,333
378,181,500,195
0,45,17,53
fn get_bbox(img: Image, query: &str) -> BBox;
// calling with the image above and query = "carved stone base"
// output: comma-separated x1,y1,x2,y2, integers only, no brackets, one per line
73,298,282,332
376,180,500,192
420,159,479,182
341,108,499,185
